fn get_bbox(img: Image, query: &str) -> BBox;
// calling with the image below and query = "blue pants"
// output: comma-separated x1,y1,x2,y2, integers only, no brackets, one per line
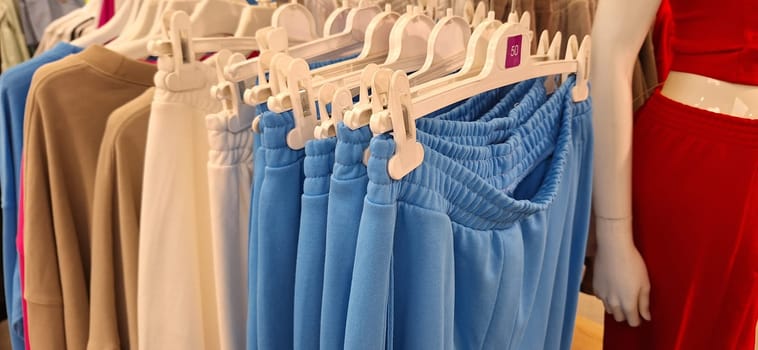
293,137,337,350
344,76,593,350
247,55,361,350
319,78,549,350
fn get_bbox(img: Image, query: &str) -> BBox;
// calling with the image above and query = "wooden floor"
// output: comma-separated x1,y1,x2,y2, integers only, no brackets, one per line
571,293,605,350
0,320,10,350
572,315,603,350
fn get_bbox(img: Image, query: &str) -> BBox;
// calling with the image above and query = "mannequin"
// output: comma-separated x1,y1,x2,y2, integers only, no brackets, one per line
660,72,758,118
590,0,758,349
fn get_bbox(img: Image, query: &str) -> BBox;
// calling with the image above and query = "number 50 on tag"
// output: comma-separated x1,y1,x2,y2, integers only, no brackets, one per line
505,35,522,69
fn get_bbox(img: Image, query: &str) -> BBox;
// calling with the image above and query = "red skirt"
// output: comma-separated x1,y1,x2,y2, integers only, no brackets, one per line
603,92,758,349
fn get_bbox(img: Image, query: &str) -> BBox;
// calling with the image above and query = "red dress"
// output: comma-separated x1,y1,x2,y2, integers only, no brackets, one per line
602,1,758,349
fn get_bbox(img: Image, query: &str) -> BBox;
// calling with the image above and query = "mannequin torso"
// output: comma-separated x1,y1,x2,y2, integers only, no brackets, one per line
661,71,758,119
590,1,758,346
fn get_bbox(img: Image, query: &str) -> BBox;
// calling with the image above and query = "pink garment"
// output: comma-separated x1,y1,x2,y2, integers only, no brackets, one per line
17,159,30,350
97,0,116,28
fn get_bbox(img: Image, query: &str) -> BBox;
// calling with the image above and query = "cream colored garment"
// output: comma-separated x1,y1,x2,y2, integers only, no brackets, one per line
138,56,222,350
0,0,30,71
22,45,155,350
205,103,254,350
88,88,153,350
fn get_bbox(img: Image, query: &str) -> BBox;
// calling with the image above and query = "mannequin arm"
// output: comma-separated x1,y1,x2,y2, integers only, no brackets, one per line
589,0,661,327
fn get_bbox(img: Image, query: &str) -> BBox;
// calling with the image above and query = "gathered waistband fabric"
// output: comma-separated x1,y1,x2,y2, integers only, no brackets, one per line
206,111,254,167
303,138,338,195
330,78,546,182
332,124,373,181
260,110,304,167
367,76,585,229
416,78,547,146
416,78,546,141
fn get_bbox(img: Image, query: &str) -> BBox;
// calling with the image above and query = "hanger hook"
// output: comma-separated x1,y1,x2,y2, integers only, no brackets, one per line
511,0,516,14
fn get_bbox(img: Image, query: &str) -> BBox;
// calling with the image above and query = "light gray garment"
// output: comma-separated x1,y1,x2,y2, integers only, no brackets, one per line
16,0,83,46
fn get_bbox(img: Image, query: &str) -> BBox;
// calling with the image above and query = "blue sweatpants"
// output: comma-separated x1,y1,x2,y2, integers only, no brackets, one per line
293,137,337,350
246,103,268,350
319,78,548,350
343,76,593,349
247,55,362,350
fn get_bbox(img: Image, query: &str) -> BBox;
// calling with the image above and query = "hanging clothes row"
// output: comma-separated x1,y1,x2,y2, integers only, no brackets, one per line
202,2,591,349
0,0,595,349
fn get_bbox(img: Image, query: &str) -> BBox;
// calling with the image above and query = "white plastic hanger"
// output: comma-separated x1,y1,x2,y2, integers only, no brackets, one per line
264,6,431,149
369,66,395,123
118,0,148,37
59,0,104,37
189,0,249,37
148,36,259,58
53,12,93,42
361,12,559,132
534,30,563,93
287,6,435,130
341,10,502,130
222,0,326,84
33,7,86,54
235,4,396,107
271,0,321,44
38,8,87,43
144,0,263,60
267,4,426,109
372,14,591,179
280,4,397,77
322,0,351,36
73,0,143,46
221,29,291,116
234,0,277,37
107,0,162,44
334,8,471,129
470,1,487,27
316,63,378,137
407,9,470,85
213,2,347,134
43,8,95,50
108,0,201,57
419,0,444,20
122,0,255,55
304,0,337,37
398,11,505,105
340,63,379,129
212,49,264,131
378,6,435,72
269,0,383,64
359,66,394,164
115,0,255,58
151,10,212,91
366,25,562,128
461,0,475,25
210,49,257,133
314,82,355,138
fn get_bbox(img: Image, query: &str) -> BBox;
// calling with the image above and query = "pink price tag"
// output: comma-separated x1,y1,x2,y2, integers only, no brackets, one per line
505,35,522,68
